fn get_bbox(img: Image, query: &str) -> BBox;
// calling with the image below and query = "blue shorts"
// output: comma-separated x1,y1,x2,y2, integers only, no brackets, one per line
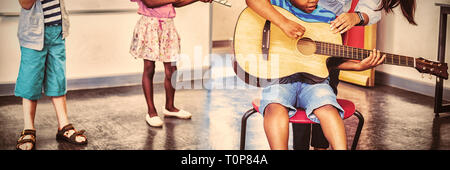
15,25,67,100
259,79,344,123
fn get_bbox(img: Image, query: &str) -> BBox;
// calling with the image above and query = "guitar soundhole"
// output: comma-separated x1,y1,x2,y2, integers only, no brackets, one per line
297,38,316,56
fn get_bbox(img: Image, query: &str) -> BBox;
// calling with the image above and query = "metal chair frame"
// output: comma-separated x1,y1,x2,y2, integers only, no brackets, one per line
240,108,364,150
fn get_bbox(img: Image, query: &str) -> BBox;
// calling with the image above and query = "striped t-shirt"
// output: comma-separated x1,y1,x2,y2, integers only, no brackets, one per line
41,0,62,26
270,0,336,23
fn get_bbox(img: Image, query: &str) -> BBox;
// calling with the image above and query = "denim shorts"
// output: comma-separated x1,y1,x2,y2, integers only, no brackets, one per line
259,79,344,123
15,25,67,100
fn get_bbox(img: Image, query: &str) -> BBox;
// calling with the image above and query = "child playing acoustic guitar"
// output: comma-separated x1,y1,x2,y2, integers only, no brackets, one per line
245,0,386,150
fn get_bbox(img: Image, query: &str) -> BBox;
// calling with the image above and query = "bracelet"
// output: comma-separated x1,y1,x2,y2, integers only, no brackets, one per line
355,11,365,26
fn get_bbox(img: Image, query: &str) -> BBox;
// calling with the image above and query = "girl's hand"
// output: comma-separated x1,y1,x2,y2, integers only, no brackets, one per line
18,0,37,10
278,19,306,39
330,13,361,34
358,49,386,70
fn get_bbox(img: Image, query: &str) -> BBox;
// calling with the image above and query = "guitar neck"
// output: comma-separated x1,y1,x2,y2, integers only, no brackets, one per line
213,0,232,7
314,41,416,68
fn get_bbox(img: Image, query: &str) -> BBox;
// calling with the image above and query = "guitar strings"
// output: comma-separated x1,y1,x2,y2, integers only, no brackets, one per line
314,41,414,67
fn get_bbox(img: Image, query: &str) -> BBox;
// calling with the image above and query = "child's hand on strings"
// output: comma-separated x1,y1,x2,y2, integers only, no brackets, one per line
330,13,361,34
279,19,306,39
358,49,386,70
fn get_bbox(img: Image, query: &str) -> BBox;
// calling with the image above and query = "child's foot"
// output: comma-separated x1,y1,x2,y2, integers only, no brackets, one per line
56,124,88,145
163,108,192,119
16,129,36,150
146,114,164,127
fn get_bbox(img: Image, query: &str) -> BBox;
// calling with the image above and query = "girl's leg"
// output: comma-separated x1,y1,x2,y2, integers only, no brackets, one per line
263,103,290,150
313,105,347,150
51,95,86,143
143,60,158,117
163,62,179,112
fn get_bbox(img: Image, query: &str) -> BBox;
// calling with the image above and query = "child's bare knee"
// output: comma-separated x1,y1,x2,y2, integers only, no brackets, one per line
264,103,287,115
315,104,337,113
164,67,177,78
318,104,337,110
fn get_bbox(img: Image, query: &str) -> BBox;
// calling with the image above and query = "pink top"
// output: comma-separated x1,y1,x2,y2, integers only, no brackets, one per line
131,0,176,18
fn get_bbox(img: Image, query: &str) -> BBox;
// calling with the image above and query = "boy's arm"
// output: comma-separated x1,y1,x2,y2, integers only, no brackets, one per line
337,49,386,71
18,0,37,10
246,0,305,39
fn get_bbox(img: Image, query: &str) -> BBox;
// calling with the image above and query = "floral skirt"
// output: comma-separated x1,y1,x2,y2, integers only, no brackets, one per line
130,16,180,62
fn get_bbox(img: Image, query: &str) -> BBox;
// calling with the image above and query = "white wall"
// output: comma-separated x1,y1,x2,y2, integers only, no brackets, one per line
212,0,247,41
376,0,450,98
0,1,211,84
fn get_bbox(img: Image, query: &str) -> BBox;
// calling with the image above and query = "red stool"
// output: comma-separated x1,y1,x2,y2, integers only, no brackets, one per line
240,99,364,150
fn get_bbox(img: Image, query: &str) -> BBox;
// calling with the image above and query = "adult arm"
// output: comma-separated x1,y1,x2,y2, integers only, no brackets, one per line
329,0,381,34
354,0,382,25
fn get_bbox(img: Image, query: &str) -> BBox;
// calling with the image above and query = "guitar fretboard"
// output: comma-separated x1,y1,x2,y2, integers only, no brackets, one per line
314,41,415,68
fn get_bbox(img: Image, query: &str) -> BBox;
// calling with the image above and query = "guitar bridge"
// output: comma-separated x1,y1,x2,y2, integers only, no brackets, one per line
262,20,271,60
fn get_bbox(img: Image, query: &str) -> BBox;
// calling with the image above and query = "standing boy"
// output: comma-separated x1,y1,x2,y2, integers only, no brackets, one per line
15,0,87,150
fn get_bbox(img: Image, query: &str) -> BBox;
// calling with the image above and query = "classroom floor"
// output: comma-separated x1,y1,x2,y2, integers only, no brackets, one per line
1,50,449,150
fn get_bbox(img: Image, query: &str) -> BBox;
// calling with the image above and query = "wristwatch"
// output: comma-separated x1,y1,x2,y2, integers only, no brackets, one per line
355,11,365,26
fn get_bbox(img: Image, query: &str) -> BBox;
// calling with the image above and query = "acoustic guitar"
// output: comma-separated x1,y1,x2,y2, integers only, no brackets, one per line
233,5,448,87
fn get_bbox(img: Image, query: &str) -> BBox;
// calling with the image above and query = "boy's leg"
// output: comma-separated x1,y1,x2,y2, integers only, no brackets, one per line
297,81,347,150
51,95,69,130
313,105,347,150
163,62,179,112
263,103,290,150
15,44,47,150
51,95,85,143
22,98,38,130
45,26,85,143
17,98,38,150
44,25,69,128
260,83,299,150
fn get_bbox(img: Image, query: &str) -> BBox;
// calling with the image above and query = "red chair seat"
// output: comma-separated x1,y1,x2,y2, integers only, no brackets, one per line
252,98,356,124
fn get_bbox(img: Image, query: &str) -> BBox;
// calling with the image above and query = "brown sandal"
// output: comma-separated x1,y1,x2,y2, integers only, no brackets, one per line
16,129,36,150
56,124,88,145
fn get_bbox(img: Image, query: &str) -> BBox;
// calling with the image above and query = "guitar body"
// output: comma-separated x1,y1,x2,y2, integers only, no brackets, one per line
233,6,342,87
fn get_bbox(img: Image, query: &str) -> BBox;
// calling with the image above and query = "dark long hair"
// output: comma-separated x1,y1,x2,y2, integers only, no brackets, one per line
378,0,417,25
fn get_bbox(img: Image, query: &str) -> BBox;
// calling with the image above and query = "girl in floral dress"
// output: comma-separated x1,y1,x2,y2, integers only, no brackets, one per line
130,0,212,127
